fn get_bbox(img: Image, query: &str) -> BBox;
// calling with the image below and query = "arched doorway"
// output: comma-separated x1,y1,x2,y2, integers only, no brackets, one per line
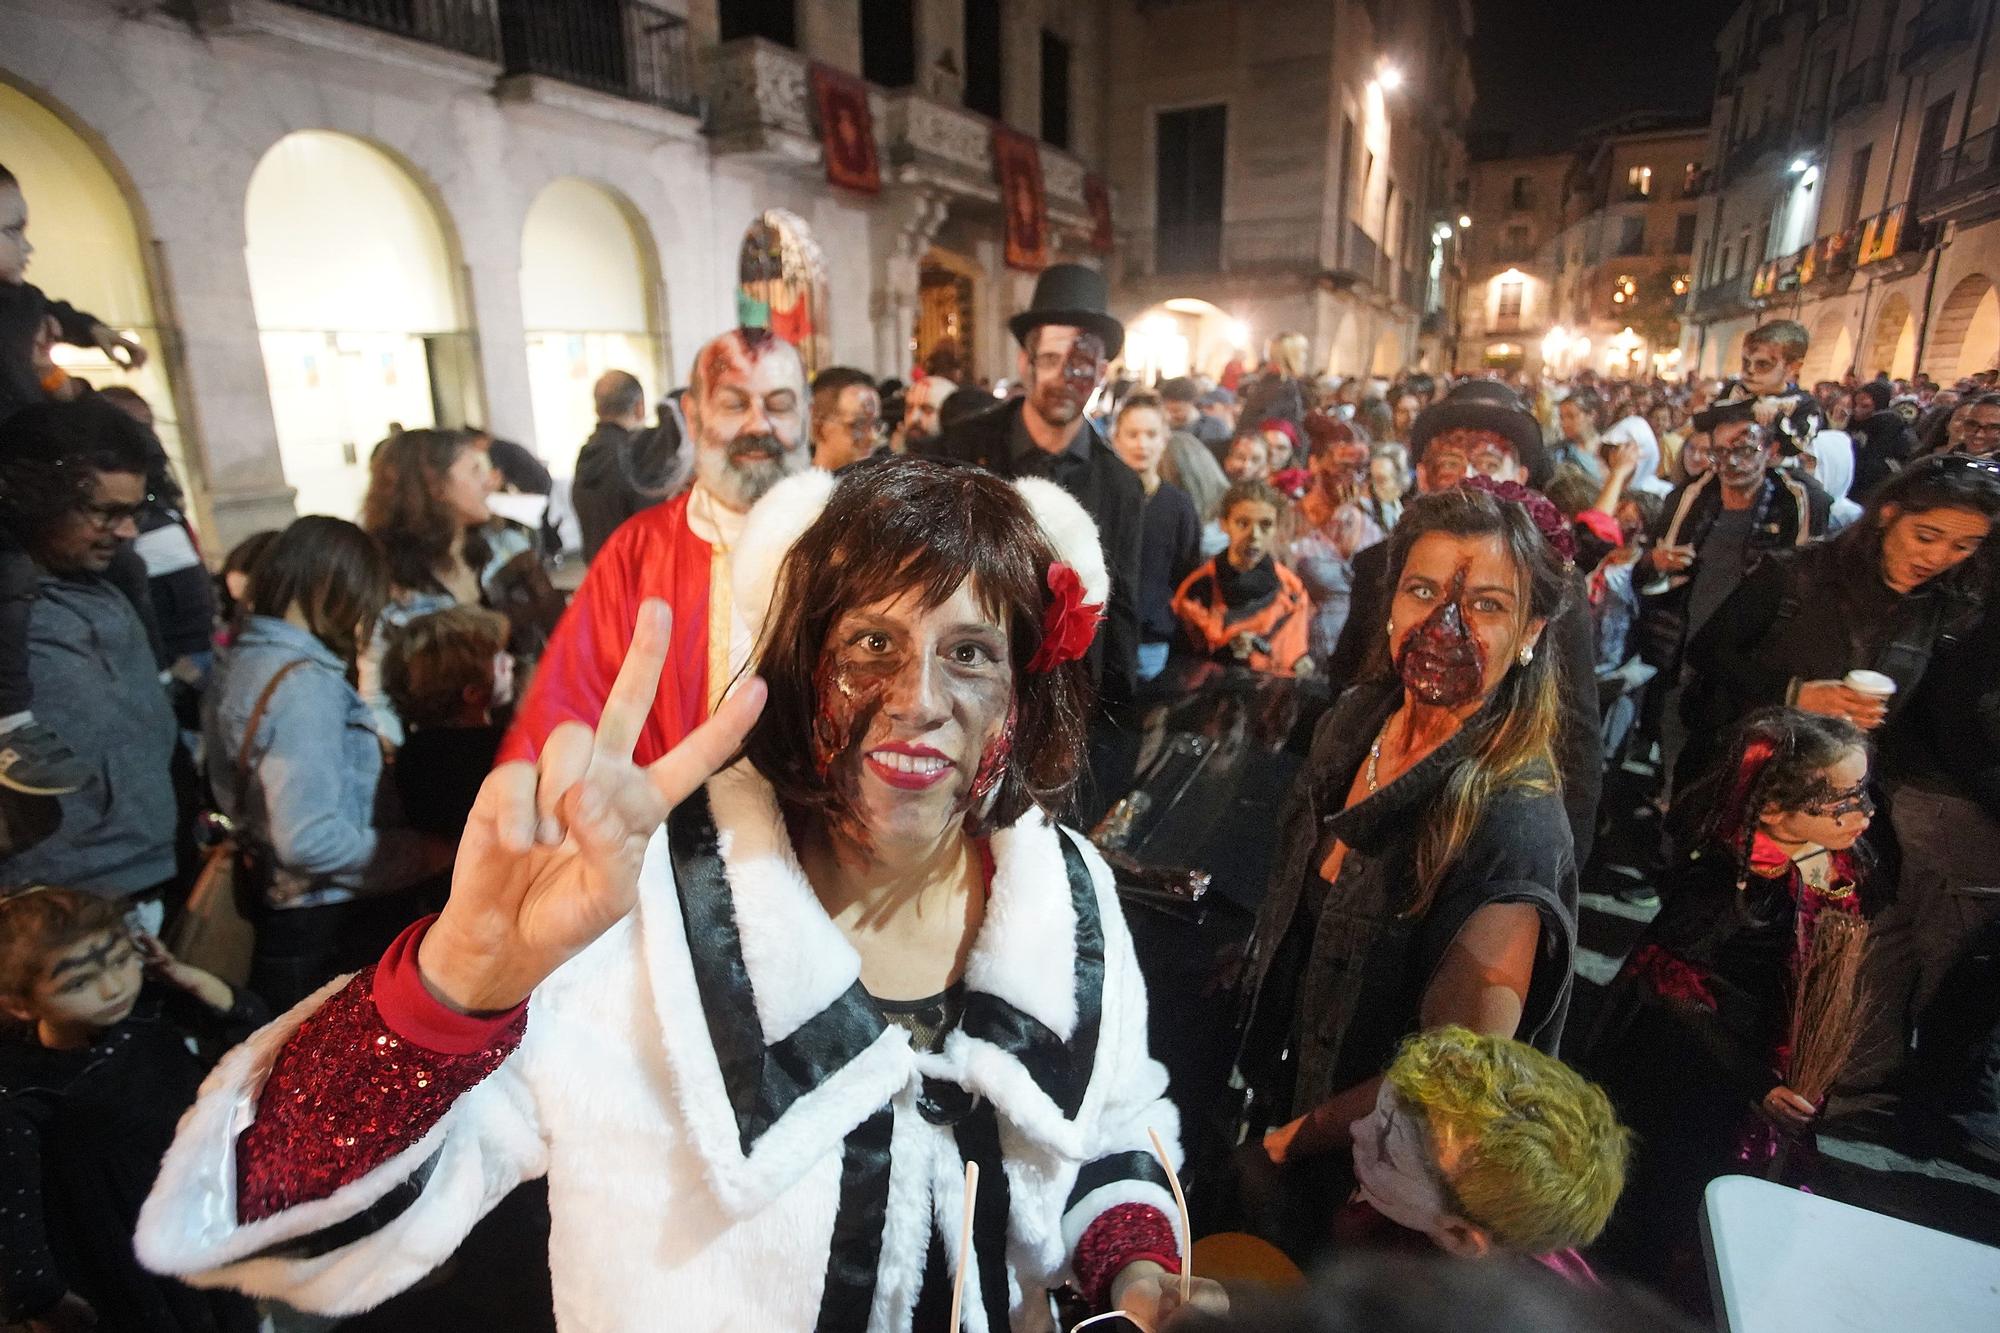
1801,311,1846,384
0,81,189,506
1827,324,1856,380
737,209,828,380
245,131,475,520
1923,274,2000,381
1370,325,1405,376
1866,293,1917,381
1327,311,1363,379
1122,298,1245,383
519,177,661,476
917,247,980,381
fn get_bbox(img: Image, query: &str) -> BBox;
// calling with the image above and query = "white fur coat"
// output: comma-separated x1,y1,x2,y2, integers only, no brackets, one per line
136,765,1179,1331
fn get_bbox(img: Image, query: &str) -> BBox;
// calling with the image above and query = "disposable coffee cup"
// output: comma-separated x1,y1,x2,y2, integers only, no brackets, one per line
1844,669,1897,699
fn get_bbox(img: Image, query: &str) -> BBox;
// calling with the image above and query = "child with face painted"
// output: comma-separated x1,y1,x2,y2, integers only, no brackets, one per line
1340,1027,1628,1280
1583,708,1875,1300
0,887,264,1333
1170,479,1314,676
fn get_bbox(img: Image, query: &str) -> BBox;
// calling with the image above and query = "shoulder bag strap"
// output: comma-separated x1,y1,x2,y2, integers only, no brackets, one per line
236,658,313,779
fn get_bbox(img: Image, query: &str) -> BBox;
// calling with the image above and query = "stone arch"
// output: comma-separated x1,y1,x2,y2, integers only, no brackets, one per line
244,131,479,520
1923,273,2000,381
1800,310,1847,384
519,176,664,476
1866,292,1917,380
0,77,193,510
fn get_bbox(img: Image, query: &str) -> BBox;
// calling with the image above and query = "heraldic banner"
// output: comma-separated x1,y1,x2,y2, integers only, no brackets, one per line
992,126,1048,272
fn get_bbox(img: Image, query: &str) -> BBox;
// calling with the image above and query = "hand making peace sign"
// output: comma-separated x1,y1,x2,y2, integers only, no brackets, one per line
416,600,767,1013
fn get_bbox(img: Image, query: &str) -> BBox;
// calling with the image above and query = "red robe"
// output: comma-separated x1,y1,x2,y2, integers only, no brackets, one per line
500,492,713,767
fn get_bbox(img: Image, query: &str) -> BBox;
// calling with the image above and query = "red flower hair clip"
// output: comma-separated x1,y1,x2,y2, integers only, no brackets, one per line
1026,562,1103,672
1463,474,1578,564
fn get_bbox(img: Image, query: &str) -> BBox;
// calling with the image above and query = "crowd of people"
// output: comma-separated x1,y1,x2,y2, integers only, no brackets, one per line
2,132,1999,1333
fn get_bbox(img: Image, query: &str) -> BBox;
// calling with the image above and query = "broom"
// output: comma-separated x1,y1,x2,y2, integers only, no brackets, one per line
1785,910,1871,1106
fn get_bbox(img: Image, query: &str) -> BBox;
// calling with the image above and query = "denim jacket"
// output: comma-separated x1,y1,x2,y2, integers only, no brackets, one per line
202,618,384,908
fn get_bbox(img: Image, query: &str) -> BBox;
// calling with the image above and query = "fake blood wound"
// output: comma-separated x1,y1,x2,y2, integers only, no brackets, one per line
967,698,1017,808
1394,568,1487,708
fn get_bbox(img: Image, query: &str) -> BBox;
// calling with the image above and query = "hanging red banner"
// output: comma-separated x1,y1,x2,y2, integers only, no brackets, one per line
809,63,881,194
992,126,1049,272
1084,174,1114,255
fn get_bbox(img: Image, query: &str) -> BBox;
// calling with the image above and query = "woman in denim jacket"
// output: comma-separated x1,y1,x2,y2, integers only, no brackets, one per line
203,517,450,1008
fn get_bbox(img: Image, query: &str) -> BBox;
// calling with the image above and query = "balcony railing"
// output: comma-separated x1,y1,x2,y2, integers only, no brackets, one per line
498,0,699,116
1142,219,1325,278
1690,271,1756,320
1901,0,1978,74
1340,221,1385,288
273,0,499,59
1722,124,1783,183
1919,125,2000,216
1833,55,1887,119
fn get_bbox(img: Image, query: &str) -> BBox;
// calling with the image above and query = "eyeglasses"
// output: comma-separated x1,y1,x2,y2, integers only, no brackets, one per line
80,500,141,530
1715,444,1767,465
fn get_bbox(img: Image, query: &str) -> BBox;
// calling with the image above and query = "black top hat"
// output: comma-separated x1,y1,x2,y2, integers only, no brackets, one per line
1408,382,1554,487
1008,263,1125,361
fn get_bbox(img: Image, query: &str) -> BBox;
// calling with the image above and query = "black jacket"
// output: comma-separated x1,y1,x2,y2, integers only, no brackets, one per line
1852,411,1919,499
1237,676,1578,1122
0,282,100,425
924,399,1144,701
572,417,687,562
1323,541,1603,866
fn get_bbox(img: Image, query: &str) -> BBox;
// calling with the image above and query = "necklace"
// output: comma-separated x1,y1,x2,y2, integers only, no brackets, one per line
1366,722,1393,793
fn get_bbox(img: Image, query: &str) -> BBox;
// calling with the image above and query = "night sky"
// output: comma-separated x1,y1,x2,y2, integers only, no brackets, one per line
1468,0,1744,155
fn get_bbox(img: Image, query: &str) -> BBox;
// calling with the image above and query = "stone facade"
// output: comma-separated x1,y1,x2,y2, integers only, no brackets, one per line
1683,0,2000,388
1102,0,1473,385
0,0,1108,546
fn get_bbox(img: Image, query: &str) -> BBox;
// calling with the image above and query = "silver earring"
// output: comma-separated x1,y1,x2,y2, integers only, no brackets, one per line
1386,619,1395,636
1518,645,1535,666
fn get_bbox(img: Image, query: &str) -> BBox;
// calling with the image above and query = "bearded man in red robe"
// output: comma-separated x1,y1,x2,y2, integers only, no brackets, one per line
501,328,808,765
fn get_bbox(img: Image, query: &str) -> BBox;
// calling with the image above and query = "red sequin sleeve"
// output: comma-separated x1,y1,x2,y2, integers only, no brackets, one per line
1071,1202,1182,1311
235,917,528,1223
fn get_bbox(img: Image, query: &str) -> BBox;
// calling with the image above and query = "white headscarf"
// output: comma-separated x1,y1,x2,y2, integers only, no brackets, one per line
1808,429,1864,531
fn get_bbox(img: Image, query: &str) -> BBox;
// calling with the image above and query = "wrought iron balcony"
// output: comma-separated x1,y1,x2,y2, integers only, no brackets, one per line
1833,55,1887,119
498,0,699,117
1918,125,2000,222
269,0,499,60
1901,0,1978,74
1136,219,1326,278
1689,271,1756,321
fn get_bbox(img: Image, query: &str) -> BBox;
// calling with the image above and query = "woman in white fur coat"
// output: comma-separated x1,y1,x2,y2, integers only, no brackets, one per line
137,459,1226,1331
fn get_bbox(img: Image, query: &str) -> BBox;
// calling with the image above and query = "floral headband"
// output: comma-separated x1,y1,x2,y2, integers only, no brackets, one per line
1463,474,1578,564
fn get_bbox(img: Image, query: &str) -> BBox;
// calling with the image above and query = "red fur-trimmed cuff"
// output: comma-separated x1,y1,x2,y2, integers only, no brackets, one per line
1073,1203,1181,1311
235,923,528,1223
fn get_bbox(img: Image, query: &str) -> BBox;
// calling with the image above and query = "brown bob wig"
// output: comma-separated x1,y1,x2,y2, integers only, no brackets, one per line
742,456,1093,835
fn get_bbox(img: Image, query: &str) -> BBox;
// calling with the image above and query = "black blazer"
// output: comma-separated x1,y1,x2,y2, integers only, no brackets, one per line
923,399,1144,702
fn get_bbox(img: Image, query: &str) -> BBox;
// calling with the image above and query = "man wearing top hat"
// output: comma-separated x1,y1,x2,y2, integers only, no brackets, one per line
922,264,1144,700
1320,381,1603,865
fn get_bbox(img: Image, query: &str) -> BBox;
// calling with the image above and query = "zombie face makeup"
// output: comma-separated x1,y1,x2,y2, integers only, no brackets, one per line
1349,1082,1468,1248
1021,325,1106,430
811,580,1016,852
688,330,809,510
1418,428,1522,493
1388,531,1543,709
1711,420,1771,492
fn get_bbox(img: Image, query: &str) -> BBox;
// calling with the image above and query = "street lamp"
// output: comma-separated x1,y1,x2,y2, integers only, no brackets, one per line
1377,63,1404,92
1788,157,1813,174
1457,214,1473,229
